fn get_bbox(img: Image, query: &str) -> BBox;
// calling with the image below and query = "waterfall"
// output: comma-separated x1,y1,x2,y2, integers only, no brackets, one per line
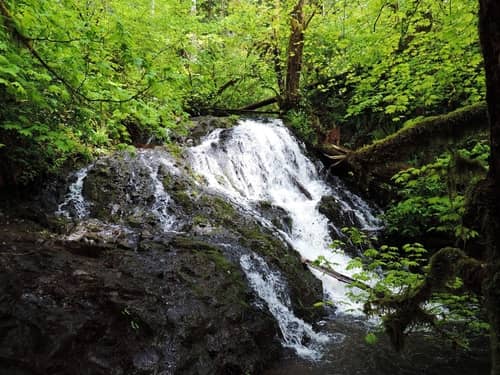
55,119,380,362
240,253,331,361
188,119,380,313
56,165,92,219
56,150,179,231
136,150,178,231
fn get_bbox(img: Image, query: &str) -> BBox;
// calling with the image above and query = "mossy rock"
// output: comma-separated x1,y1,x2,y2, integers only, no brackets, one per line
237,225,324,320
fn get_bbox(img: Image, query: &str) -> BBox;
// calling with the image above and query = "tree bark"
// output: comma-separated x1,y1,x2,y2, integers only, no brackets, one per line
478,1,500,373
282,0,306,110
239,96,279,111
345,102,488,172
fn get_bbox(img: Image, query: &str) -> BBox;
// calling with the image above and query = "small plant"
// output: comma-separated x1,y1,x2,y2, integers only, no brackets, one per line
121,307,140,331
336,229,489,348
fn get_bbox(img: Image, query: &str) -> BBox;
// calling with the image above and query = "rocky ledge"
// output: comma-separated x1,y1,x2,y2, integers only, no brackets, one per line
0,146,325,375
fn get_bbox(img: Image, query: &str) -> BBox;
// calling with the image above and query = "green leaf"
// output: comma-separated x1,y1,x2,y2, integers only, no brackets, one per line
364,332,378,345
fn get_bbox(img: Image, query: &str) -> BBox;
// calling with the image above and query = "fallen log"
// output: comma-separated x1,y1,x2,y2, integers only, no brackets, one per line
198,107,281,116
317,102,489,204
238,97,279,111
346,102,488,170
302,258,372,291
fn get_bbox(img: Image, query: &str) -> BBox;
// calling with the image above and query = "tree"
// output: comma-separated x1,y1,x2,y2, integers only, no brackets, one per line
281,0,308,110
346,2,500,374
477,1,500,373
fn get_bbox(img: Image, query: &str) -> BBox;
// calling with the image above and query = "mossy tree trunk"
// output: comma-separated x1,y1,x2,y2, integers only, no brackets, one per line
478,1,500,373
282,0,306,111
245,0,311,112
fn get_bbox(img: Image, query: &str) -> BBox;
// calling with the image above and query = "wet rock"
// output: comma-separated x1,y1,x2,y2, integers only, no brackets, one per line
0,216,282,375
256,201,293,234
318,195,360,230
81,151,178,232
61,218,139,255
133,348,160,371
0,145,326,374
184,116,236,146
317,195,363,256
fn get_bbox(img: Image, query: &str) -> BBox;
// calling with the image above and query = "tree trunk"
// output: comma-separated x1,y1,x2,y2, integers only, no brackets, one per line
478,1,500,373
282,0,306,110
345,102,488,170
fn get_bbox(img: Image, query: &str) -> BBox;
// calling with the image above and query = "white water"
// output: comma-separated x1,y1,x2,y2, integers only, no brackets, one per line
240,253,331,360
56,165,92,219
56,150,180,231
55,120,380,361
188,119,380,314
137,150,178,230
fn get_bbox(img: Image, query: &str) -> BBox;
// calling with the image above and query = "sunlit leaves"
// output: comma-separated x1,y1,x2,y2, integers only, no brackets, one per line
384,144,488,241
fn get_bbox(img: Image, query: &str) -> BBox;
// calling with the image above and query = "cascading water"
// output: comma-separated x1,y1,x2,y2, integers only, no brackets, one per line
48,120,490,373
240,253,332,361
56,165,92,219
188,119,380,315
136,150,178,231
55,119,380,362
56,150,179,231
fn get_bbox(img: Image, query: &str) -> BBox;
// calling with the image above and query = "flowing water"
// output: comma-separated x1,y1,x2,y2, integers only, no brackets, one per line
55,119,489,371
136,150,179,231
56,165,92,219
188,119,380,315
240,252,334,360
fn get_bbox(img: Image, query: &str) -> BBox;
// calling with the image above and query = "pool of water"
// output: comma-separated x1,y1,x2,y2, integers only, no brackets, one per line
264,316,490,375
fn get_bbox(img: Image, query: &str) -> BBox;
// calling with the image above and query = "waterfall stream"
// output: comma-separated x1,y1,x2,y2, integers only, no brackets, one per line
56,165,92,219
56,118,381,362
188,119,380,314
136,150,178,231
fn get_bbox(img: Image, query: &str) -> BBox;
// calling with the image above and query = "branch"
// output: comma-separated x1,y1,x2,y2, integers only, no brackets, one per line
216,78,241,96
303,258,372,291
0,0,152,104
239,96,280,111
365,247,485,350
304,9,317,29
346,102,488,172
373,2,390,32
197,108,281,116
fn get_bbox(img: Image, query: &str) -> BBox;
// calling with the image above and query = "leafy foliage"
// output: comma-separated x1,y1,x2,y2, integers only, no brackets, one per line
0,0,191,184
340,229,489,348
383,142,488,243
0,0,487,184
305,0,483,145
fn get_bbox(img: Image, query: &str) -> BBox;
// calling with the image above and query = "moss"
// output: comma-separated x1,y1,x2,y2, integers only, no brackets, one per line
163,175,198,211
165,142,184,161
350,102,488,169
162,174,173,189
193,215,209,226
171,190,194,210
238,226,281,258
171,236,221,252
187,247,249,308
200,195,238,224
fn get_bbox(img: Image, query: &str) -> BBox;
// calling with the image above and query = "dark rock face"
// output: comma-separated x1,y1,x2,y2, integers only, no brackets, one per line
82,154,164,227
0,218,279,375
0,149,324,375
317,195,362,256
318,196,360,231
255,201,293,235
182,117,237,146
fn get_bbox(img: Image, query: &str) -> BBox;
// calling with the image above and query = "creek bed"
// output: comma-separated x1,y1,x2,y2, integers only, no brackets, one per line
264,315,490,375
